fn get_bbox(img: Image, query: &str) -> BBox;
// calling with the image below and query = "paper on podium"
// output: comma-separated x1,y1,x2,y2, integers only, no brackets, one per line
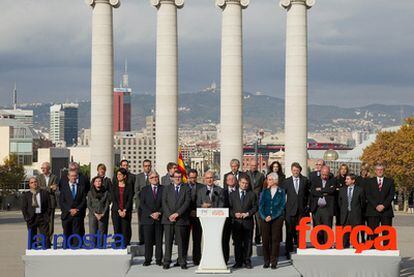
196,208,230,274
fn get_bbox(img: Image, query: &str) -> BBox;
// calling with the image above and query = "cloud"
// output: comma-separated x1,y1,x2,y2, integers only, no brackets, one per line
0,0,413,107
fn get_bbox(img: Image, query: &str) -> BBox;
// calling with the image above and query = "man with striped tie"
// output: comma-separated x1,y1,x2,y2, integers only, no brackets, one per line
365,164,395,242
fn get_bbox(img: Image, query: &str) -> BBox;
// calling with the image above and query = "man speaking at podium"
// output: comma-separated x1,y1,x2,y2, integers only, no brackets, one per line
197,171,224,208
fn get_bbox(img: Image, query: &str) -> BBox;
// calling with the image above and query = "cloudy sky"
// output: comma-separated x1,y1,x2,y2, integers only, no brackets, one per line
0,0,413,107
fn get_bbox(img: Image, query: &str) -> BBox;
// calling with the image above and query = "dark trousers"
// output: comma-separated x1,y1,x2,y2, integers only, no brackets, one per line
232,220,253,265
312,207,333,245
27,214,50,249
367,215,393,246
261,217,283,266
222,218,232,264
143,223,163,263
254,213,262,244
88,211,109,247
342,212,362,248
138,208,144,243
48,209,55,242
112,212,132,248
285,214,301,253
187,216,202,264
164,224,189,266
62,215,84,248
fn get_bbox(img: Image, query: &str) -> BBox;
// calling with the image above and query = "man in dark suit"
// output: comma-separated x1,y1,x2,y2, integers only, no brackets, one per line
246,160,265,245
338,173,365,248
22,177,51,249
197,171,224,208
37,162,59,241
59,169,87,247
135,159,152,245
223,159,242,190
311,166,336,244
229,174,257,269
365,164,395,243
140,171,164,266
161,162,178,186
162,171,191,269
186,169,204,266
281,162,310,259
222,173,237,265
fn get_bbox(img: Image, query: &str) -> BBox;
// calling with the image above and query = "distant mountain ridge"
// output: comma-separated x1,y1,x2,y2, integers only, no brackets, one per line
8,91,414,132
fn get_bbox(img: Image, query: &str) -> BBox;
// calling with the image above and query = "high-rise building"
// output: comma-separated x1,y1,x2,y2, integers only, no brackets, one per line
0,109,33,128
113,61,132,132
49,103,79,147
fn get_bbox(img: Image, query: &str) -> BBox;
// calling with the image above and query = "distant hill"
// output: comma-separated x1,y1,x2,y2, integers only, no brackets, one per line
12,91,414,132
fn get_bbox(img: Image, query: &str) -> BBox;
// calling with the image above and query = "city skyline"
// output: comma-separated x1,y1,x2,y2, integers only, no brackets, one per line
0,0,413,107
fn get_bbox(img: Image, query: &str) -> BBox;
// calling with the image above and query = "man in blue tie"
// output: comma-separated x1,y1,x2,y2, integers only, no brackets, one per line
59,169,87,248
161,171,191,269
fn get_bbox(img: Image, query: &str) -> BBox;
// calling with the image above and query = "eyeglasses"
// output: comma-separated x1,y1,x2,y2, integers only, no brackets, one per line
149,176,158,179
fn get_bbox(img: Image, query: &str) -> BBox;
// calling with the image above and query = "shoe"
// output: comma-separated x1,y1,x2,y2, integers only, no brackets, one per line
156,261,162,266
173,262,180,267
138,242,145,246
245,263,253,269
163,264,170,270
255,239,261,245
263,263,270,268
194,262,200,266
232,263,243,269
271,264,277,269
181,264,188,269
285,252,291,260
143,261,151,266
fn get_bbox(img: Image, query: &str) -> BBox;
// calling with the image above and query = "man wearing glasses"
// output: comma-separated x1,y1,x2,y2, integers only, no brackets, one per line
140,171,164,266
135,159,153,245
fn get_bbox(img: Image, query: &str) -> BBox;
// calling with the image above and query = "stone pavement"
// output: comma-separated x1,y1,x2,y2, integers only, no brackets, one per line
1,211,413,277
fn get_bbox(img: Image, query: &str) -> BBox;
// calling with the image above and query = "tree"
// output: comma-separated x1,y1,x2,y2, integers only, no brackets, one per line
0,155,26,196
361,117,414,209
79,163,91,179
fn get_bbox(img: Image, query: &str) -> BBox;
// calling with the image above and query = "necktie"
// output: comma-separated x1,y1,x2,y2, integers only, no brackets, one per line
175,186,180,200
348,187,353,211
322,180,326,188
241,190,245,205
294,178,299,194
152,186,157,200
71,184,76,200
208,188,212,200
145,174,149,185
378,179,383,192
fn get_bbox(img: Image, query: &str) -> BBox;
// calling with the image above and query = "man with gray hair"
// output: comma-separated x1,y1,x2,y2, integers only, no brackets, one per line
223,159,242,190
365,163,395,242
197,171,224,208
37,162,59,240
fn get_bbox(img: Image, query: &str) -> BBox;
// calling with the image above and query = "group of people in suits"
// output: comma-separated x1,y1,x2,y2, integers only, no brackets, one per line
22,157,395,270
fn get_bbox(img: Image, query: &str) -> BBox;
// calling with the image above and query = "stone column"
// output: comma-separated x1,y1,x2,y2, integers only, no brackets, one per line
217,0,249,183
151,0,184,172
86,0,120,178
280,0,314,177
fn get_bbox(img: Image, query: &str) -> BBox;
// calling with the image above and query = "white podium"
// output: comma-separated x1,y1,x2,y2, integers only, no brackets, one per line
196,208,231,274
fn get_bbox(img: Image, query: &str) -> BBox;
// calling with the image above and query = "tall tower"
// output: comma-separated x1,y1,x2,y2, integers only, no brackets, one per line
114,60,132,132
12,82,17,110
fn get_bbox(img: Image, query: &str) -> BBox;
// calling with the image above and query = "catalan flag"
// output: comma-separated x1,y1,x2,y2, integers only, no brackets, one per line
178,147,188,183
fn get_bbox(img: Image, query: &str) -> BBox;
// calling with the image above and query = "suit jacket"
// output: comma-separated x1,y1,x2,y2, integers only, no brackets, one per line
223,171,241,190
59,180,87,221
134,172,150,209
365,177,395,218
281,175,310,217
37,173,59,209
310,178,336,215
110,180,134,213
21,190,51,227
161,174,172,187
187,182,205,212
246,170,265,194
229,189,257,228
101,176,113,191
338,185,365,225
197,185,225,208
140,184,164,225
161,184,191,226
310,171,333,184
